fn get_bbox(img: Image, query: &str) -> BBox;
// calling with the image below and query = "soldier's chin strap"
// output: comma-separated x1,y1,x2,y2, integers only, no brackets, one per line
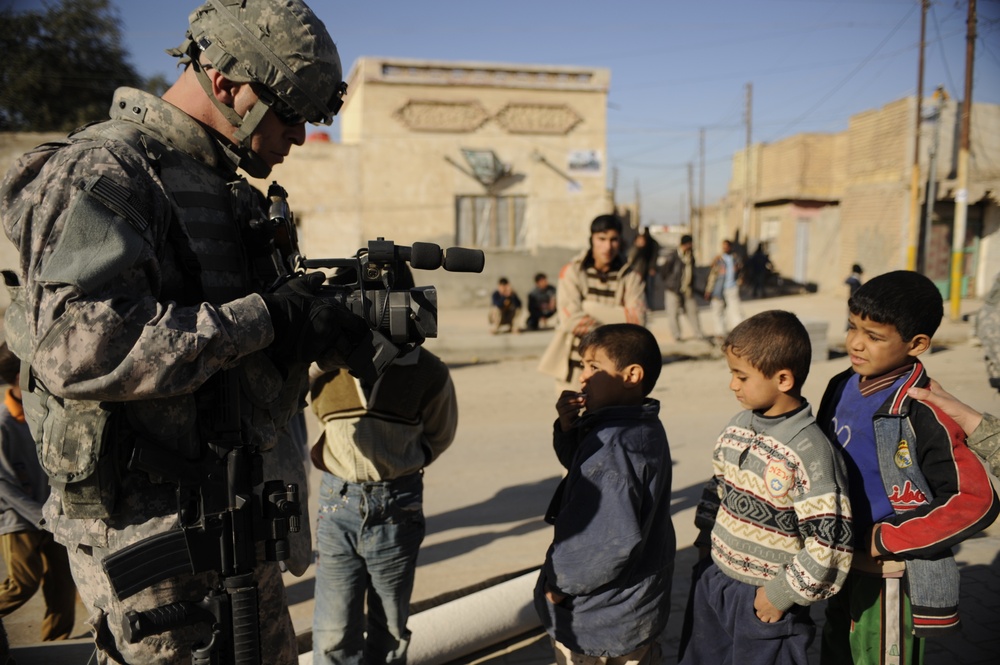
168,39,272,178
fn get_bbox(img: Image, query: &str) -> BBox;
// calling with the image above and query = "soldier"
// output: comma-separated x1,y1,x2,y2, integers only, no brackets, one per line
0,1,371,663
978,272,1000,393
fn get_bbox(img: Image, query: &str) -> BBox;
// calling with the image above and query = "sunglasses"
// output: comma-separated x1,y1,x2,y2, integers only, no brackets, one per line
256,81,349,126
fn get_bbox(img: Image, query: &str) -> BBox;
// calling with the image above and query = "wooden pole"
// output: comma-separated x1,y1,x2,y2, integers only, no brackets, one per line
906,0,928,271
949,0,976,320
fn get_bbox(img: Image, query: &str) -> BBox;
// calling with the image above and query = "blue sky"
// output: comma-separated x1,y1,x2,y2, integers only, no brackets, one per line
10,0,1000,226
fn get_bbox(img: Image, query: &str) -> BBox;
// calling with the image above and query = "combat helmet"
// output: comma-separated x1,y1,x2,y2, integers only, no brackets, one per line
168,0,346,176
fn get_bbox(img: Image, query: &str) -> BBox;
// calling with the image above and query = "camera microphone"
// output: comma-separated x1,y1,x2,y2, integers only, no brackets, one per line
406,242,443,270
442,247,485,273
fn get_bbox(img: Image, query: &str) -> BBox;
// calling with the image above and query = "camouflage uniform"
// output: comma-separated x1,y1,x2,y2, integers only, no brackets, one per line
978,272,1000,393
0,86,307,663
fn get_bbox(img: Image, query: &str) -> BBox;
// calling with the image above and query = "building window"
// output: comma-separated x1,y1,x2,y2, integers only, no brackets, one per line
456,195,527,249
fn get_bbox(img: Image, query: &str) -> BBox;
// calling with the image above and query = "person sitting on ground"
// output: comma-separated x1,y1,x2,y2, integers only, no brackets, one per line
489,277,522,334
535,323,675,663
526,272,557,331
680,310,853,664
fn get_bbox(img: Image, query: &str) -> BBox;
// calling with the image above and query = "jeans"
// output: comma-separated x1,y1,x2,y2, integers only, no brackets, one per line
710,285,744,336
665,290,705,341
313,472,426,665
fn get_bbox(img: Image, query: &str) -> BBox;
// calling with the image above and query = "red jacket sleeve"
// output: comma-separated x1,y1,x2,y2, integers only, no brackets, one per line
874,401,1000,559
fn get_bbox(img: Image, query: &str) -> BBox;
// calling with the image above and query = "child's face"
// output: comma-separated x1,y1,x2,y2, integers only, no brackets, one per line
579,346,634,412
725,349,785,416
846,313,926,378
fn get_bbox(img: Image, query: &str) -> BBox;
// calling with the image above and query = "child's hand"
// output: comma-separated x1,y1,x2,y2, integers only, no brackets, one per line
545,584,567,605
753,587,784,623
556,390,586,431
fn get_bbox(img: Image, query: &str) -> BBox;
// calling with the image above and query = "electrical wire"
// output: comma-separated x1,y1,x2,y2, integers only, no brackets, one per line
763,1,919,141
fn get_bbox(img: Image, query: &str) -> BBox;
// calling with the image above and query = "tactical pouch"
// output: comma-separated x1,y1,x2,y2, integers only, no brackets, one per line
24,387,118,519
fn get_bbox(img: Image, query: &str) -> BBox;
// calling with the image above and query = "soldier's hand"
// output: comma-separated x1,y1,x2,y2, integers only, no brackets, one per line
262,273,371,364
325,308,378,384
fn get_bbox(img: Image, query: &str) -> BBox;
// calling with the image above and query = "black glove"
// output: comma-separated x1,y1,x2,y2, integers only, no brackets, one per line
262,273,373,365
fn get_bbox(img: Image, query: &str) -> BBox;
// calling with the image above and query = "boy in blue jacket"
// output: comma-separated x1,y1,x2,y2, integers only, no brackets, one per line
817,270,999,665
534,323,675,663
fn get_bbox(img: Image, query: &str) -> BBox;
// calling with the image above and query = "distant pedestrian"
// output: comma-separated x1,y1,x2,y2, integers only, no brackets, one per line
748,244,773,299
679,311,853,665
0,342,77,642
628,227,661,308
844,263,864,298
842,264,864,331
704,239,744,338
662,234,709,343
538,214,646,393
536,323,675,664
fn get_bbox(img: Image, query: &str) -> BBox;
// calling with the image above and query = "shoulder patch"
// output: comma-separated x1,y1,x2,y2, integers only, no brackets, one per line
80,175,150,233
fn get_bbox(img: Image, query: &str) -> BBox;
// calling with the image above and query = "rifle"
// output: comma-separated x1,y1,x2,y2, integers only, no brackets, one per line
102,369,300,664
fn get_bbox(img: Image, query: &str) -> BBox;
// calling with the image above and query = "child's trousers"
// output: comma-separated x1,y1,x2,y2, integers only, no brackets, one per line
820,572,925,665
679,562,814,665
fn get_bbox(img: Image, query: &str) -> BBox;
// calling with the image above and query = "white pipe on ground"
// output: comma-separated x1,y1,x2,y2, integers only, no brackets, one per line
299,570,542,665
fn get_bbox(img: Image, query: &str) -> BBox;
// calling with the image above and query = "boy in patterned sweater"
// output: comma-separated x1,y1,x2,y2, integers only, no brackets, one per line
680,310,853,665
817,270,999,665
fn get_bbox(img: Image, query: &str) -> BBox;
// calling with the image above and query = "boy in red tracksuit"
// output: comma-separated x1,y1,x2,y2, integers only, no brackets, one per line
817,270,999,665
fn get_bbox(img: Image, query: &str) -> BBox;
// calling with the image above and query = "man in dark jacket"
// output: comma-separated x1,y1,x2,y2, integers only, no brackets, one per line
662,235,708,343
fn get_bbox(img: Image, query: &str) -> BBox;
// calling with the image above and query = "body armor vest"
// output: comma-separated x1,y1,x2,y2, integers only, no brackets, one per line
4,117,307,519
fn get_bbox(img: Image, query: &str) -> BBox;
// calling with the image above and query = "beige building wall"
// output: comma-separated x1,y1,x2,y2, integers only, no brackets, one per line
260,57,616,305
714,95,1000,298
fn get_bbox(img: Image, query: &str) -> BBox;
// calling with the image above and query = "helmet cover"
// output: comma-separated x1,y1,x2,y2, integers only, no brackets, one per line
182,0,345,125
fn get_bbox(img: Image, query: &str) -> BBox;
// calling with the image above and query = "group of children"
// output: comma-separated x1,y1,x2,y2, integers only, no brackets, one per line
535,269,999,665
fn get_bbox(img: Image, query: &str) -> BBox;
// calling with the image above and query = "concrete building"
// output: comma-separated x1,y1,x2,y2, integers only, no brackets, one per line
707,95,1000,299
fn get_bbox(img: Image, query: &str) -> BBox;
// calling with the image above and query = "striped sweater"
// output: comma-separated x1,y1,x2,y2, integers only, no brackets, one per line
695,404,854,611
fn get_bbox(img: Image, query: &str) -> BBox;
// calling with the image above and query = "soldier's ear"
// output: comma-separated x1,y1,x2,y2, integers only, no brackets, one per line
207,68,241,106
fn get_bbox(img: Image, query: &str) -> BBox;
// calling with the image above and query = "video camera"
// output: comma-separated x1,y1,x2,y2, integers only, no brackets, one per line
300,237,484,361
259,183,485,381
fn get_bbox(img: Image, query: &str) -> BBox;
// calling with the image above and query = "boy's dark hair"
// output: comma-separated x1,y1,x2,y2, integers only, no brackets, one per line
723,310,812,388
852,263,863,274
498,277,509,286
578,323,662,395
590,214,622,235
0,341,20,387
534,272,547,283
848,270,943,341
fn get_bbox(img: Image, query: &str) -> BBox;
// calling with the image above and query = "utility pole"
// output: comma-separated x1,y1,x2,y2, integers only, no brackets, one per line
950,0,976,320
699,128,705,243
688,161,696,249
906,0,929,271
634,180,641,228
743,82,753,249
921,86,948,274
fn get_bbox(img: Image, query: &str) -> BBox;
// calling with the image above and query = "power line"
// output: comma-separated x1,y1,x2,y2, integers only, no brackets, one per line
763,1,919,142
